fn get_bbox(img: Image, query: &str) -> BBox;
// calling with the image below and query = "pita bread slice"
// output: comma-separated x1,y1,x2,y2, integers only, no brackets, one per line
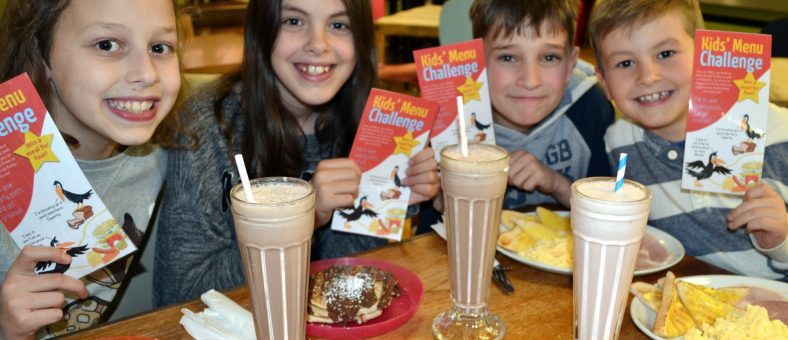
676,280,735,327
653,272,697,338
680,281,749,306
630,281,663,312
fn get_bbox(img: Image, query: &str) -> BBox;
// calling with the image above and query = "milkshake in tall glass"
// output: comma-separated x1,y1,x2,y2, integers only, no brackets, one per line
230,177,315,340
571,177,652,340
433,144,509,339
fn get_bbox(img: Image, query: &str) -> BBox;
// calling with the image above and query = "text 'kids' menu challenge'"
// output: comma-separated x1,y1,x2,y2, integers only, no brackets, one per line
0,73,136,278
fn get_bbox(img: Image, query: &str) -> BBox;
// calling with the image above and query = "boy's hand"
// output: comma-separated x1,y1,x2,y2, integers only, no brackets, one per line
403,147,439,205
312,158,362,227
1,246,87,340
508,150,571,206
728,183,788,249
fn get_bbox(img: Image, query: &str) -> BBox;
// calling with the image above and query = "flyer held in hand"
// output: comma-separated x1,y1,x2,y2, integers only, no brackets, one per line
682,30,771,194
330,88,438,241
0,73,136,278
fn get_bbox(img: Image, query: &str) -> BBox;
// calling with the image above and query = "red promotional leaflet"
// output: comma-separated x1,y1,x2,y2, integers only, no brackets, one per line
0,73,136,278
330,88,438,241
682,30,771,194
414,38,496,163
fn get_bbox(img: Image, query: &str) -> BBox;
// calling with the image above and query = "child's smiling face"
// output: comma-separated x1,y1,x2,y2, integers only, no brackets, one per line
485,20,578,132
272,0,356,118
596,12,695,142
47,0,180,159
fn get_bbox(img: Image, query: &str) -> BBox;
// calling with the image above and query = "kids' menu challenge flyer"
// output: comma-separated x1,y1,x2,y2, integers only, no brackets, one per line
414,38,496,162
0,73,136,278
682,30,771,194
330,88,438,241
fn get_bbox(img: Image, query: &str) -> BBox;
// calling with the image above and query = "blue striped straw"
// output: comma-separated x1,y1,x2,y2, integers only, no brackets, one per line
614,153,628,192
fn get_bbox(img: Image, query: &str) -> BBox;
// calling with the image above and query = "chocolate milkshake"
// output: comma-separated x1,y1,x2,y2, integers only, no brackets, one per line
571,177,651,340
230,177,315,340
433,144,509,339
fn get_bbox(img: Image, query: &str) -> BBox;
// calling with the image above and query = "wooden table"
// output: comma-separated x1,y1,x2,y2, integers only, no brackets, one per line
61,233,730,339
374,4,442,65
181,32,244,74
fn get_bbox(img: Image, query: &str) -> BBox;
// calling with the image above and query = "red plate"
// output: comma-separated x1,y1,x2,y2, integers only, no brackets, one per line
305,257,424,339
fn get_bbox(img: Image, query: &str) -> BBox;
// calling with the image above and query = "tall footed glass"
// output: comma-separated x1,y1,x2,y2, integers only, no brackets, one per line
230,177,315,340
433,144,509,339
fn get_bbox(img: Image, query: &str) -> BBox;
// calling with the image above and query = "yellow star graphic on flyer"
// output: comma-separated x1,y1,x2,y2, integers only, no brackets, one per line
14,130,59,172
393,131,420,156
456,76,483,104
733,72,766,103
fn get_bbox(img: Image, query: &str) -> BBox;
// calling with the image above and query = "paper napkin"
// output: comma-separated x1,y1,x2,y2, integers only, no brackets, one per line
180,289,255,340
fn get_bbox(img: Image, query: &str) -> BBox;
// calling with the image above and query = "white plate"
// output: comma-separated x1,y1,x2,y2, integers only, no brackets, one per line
495,211,685,276
630,275,788,339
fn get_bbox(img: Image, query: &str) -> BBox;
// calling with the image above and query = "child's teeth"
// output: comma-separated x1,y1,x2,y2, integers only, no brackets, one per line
109,100,154,113
638,91,670,103
301,65,329,75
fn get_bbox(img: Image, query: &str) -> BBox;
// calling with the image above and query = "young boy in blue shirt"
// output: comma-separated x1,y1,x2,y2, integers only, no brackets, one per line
590,0,788,280
470,0,615,209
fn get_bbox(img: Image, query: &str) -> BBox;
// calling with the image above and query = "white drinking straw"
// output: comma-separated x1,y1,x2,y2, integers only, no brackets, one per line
614,153,628,192
234,154,256,203
455,95,469,158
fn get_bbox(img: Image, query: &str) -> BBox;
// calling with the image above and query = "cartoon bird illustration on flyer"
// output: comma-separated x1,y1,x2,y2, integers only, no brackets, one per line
54,180,94,229
732,113,764,155
34,237,89,274
685,151,732,188
338,196,378,229
470,112,490,143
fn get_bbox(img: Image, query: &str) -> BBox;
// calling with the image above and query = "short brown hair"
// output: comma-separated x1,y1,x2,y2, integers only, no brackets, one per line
589,0,703,72
470,0,578,49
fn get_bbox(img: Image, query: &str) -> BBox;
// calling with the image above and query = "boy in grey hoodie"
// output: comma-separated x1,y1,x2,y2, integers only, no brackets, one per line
471,0,615,209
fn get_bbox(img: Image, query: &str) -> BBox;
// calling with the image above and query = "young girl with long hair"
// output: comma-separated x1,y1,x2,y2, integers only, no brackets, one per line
154,0,439,306
0,0,182,338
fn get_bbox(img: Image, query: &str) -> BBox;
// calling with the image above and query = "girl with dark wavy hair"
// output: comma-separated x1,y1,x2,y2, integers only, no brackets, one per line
154,0,439,306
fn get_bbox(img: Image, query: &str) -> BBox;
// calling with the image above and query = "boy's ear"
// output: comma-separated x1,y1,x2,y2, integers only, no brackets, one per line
567,46,580,83
595,67,613,100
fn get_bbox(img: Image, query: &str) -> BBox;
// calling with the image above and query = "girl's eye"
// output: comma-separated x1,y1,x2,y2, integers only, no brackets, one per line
96,40,120,53
658,50,675,59
331,22,350,30
615,60,633,69
150,43,174,55
283,18,302,26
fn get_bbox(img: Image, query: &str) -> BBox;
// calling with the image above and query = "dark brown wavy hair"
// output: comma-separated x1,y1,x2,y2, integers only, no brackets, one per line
0,0,187,148
211,0,377,179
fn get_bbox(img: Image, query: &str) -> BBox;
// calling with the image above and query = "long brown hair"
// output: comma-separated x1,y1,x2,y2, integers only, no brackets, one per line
212,0,377,178
0,0,186,148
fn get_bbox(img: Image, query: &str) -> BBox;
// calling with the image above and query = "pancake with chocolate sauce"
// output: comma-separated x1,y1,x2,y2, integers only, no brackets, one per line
307,265,400,324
